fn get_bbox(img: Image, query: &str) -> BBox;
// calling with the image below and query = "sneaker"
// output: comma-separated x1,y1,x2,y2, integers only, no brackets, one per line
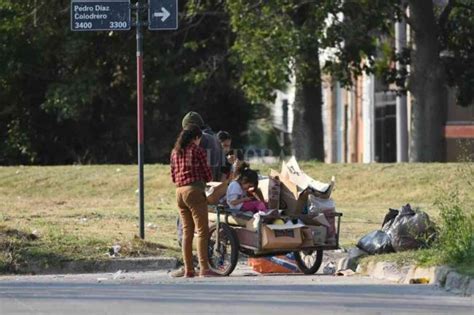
199,269,222,277
169,268,188,278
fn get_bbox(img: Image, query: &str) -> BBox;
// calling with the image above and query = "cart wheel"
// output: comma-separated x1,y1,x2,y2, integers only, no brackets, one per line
294,250,323,274
208,223,239,276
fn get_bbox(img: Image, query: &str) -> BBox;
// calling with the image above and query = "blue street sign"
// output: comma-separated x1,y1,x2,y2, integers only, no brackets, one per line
148,0,178,30
71,0,131,31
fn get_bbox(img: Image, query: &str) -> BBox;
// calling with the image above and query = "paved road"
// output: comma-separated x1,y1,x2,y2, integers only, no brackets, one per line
0,266,472,315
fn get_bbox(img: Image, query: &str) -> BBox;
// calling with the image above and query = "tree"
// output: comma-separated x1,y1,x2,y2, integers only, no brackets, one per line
0,0,251,164
323,0,473,162
407,0,447,162
226,1,339,161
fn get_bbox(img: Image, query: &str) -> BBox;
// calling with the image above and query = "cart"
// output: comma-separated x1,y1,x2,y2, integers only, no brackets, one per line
207,204,343,276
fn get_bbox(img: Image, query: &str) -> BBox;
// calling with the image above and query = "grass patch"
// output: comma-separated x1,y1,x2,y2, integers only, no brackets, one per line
357,162,473,276
0,163,473,274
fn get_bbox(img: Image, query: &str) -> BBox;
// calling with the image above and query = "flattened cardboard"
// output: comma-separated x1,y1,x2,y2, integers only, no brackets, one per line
206,181,229,205
282,157,335,197
272,169,297,212
258,175,281,210
259,178,270,200
270,169,310,214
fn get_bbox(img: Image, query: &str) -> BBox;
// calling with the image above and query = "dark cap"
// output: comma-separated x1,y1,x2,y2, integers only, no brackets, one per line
182,111,205,128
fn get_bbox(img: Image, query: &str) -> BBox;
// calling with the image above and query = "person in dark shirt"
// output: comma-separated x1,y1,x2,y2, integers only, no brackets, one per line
217,131,233,179
181,112,223,181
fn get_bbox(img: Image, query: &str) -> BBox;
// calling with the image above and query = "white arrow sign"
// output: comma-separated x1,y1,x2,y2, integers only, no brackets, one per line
153,7,170,22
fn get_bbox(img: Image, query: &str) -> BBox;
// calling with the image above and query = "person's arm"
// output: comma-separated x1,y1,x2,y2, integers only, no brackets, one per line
249,187,265,202
226,182,250,208
220,173,228,182
170,152,176,183
229,196,252,206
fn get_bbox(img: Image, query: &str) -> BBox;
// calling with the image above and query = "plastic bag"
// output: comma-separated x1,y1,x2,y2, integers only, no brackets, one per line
381,208,399,230
337,247,369,271
308,195,335,213
386,210,436,252
308,195,336,237
248,253,299,273
356,230,394,255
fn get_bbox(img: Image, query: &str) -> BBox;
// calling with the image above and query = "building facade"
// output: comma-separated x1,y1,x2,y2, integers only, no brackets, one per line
272,75,474,163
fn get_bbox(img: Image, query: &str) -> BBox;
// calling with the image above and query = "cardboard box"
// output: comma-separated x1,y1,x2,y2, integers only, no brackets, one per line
258,175,281,210
261,225,302,249
206,181,229,205
271,169,299,213
235,227,258,248
268,175,281,209
259,178,269,200
271,168,314,215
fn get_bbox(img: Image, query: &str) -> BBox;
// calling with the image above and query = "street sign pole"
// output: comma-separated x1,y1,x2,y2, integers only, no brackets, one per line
136,1,145,240
71,0,178,240
71,0,131,31
148,0,178,30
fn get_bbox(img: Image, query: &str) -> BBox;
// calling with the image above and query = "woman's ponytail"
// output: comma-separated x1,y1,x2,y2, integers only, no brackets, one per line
173,124,202,154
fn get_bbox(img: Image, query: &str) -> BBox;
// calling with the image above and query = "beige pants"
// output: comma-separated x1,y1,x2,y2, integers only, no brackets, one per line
176,185,210,273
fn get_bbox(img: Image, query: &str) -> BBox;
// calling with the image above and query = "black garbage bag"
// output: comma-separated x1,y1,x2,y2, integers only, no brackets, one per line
381,208,399,230
386,206,437,252
356,230,394,255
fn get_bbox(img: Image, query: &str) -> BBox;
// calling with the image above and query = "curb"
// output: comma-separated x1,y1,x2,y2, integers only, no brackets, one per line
357,261,472,296
17,257,178,275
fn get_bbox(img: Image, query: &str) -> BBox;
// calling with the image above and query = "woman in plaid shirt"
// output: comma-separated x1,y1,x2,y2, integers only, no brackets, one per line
170,124,219,277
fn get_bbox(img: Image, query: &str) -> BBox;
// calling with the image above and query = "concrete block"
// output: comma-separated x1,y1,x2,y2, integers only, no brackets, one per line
372,262,406,283
445,271,470,295
467,278,474,296
433,265,453,287
403,266,437,284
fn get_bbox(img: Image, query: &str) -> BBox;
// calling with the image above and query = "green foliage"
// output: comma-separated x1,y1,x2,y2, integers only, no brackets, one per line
434,159,474,266
323,0,474,106
441,0,474,106
226,0,342,103
435,191,473,264
0,0,252,165
321,0,399,87
226,1,296,102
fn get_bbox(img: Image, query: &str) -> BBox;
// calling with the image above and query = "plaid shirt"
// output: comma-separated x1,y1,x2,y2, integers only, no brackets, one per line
171,143,212,187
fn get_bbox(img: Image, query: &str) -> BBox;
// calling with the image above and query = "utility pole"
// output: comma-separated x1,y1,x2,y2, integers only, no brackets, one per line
136,1,145,239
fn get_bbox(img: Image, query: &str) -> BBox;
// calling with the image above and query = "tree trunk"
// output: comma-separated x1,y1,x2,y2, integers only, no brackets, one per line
292,50,325,161
408,0,447,162
289,5,325,161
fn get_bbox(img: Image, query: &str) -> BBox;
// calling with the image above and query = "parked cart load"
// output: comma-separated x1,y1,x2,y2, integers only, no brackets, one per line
205,157,342,276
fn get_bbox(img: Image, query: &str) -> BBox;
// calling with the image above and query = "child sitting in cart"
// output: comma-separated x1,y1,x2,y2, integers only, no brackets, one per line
226,163,268,213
